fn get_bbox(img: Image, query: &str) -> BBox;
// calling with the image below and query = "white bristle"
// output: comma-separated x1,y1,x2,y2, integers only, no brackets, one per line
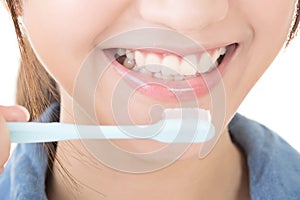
163,108,211,122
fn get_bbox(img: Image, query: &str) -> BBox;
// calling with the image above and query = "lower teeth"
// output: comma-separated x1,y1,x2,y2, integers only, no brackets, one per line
134,69,198,81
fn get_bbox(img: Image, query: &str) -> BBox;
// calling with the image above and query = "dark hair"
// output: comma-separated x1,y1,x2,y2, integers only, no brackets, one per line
4,0,300,190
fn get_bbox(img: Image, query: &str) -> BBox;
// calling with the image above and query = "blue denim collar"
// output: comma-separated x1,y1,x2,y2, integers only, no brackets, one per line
229,113,300,199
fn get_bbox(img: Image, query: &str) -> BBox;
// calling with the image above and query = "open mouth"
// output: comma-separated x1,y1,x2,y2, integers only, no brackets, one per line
103,43,238,101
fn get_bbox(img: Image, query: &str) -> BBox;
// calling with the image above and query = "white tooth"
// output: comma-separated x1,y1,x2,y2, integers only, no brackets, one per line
126,49,134,60
163,76,173,80
180,55,197,76
146,64,161,73
132,66,139,71
139,68,153,76
145,53,161,73
211,50,220,64
153,72,163,79
134,50,145,68
161,55,180,76
219,47,227,55
183,55,198,68
117,48,126,56
210,49,220,62
198,52,214,73
123,57,135,69
153,72,172,80
173,75,184,81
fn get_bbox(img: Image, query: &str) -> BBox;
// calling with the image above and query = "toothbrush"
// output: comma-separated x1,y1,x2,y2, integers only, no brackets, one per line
7,108,215,144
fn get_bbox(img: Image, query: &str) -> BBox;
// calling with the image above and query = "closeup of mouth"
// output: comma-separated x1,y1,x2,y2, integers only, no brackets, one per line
103,43,238,101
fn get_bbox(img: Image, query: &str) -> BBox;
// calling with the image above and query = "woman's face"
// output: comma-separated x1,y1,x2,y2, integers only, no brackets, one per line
22,1,296,155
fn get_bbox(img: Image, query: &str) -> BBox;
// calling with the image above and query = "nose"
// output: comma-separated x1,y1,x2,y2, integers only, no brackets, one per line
137,0,229,31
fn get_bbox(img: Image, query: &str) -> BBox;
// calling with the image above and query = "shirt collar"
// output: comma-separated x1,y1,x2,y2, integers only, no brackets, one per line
229,113,300,199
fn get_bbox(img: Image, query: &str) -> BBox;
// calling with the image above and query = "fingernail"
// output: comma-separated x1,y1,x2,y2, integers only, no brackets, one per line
16,105,30,121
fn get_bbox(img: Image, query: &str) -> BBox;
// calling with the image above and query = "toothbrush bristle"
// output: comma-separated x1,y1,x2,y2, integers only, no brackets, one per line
163,108,211,121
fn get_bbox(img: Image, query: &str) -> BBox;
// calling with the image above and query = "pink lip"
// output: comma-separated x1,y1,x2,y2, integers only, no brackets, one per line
104,43,238,101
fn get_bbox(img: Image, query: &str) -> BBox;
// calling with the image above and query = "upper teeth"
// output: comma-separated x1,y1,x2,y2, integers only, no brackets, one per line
114,47,227,79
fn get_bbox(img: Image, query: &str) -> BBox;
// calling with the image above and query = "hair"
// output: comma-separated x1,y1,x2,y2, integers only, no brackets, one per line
4,0,300,190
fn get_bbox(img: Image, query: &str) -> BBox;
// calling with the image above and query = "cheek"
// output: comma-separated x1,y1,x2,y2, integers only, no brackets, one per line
22,0,130,93
248,0,295,39
243,0,295,83
237,0,295,59
223,0,296,122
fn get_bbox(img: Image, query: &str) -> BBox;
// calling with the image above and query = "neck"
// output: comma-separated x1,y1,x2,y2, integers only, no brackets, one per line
46,128,249,200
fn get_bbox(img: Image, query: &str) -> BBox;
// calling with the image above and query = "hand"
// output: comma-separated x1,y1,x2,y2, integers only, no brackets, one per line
0,105,30,174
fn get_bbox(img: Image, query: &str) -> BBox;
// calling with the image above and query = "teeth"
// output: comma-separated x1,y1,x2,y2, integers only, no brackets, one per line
219,47,226,55
180,55,198,76
173,75,184,81
211,47,226,64
211,50,221,64
153,72,173,80
180,56,197,76
198,52,215,73
139,68,152,76
134,50,145,69
123,57,135,69
126,49,134,60
161,55,180,76
144,53,161,73
117,48,126,56
114,46,227,80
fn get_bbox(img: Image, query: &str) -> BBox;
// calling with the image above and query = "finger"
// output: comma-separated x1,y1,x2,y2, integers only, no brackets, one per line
0,105,30,122
0,115,10,168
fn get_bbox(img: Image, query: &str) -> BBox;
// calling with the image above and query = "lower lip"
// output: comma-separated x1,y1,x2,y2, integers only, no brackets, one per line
105,44,238,101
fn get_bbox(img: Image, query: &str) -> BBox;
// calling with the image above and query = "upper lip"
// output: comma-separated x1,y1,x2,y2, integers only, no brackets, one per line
99,28,236,57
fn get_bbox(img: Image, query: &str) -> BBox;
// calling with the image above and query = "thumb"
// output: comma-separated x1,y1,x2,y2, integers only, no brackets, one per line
0,105,30,122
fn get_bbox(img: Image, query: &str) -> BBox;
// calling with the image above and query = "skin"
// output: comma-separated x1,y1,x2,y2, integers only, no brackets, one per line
0,0,297,199
0,105,30,172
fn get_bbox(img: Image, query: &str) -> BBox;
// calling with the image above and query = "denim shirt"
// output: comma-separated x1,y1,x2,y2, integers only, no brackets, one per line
0,103,300,200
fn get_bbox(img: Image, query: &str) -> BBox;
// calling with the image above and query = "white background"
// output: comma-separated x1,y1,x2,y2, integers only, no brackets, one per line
1,5,300,152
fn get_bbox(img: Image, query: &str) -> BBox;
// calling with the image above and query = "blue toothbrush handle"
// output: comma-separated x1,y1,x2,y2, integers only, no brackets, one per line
7,120,214,144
